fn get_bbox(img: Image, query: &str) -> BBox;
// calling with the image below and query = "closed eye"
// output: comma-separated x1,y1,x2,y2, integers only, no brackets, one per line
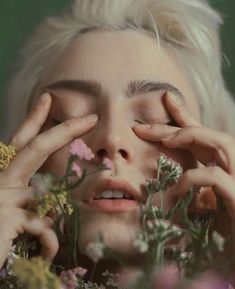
134,119,145,124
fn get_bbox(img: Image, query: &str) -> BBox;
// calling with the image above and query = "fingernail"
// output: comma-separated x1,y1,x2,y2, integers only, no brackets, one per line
83,114,99,124
38,93,50,105
168,93,184,106
133,124,151,130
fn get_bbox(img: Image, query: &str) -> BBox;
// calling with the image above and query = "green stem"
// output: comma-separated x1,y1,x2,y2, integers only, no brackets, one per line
90,262,97,282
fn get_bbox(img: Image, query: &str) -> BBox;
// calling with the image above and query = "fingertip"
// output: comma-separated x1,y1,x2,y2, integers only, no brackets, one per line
38,92,51,106
165,92,184,107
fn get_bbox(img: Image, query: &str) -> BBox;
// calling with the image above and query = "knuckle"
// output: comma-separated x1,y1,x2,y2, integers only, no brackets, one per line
62,119,76,130
207,166,222,178
26,138,40,152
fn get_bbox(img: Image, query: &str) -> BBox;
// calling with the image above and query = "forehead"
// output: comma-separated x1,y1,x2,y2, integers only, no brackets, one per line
40,29,199,118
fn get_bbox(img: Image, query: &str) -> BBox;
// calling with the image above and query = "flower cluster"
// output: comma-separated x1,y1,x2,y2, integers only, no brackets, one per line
158,154,183,186
86,240,106,263
33,187,73,218
0,141,16,170
12,257,61,289
60,267,87,289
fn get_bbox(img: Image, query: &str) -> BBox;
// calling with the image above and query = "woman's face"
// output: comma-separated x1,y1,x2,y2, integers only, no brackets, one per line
37,29,200,258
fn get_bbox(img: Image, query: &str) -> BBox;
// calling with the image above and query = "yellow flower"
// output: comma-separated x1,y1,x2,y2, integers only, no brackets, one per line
34,189,73,218
0,142,16,170
12,257,61,289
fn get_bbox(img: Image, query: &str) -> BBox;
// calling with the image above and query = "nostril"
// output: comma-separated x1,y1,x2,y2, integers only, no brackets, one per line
96,149,128,160
119,149,128,159
97,149,107,159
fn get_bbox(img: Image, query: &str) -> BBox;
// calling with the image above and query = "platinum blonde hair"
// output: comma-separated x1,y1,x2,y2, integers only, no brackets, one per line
5,0,235,139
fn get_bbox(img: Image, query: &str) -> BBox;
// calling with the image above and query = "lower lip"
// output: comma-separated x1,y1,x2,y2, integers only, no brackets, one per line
83,199,140,213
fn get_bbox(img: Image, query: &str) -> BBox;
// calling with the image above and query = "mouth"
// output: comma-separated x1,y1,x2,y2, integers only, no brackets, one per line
82,178,145,213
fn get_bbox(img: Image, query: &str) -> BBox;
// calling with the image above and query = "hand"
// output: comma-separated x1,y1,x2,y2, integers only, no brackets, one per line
0,92,99,268
133,92,235,269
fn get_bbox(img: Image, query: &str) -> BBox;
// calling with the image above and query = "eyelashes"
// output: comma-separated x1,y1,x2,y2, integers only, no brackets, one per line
135,119,179,127
52,118,179,127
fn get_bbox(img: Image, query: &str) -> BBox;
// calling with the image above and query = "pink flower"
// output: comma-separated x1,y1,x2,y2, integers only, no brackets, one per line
102,157,114,170
152,265,180,289
70,139,94,160
60,267,87,289
71,163,82,178
188,272,229,289
118,267,143,289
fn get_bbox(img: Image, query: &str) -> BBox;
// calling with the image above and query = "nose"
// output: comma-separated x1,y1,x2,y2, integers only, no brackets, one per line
85,116,136,164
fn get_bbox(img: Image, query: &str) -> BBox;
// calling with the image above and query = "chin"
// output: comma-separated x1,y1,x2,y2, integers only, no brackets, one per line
78,208,141,258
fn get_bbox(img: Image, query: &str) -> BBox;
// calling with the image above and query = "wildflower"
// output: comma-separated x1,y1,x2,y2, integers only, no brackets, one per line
30,173,54,195
211,231,225,252
12,257,61,289
102,157,114,171
7,245,20,265
86,240,105,263
101,270,122,288
151,265,180,289
118,268,143,289
34,189,73,218
79,280,106,289
158,154,183,186
187,272,228,289
71,162,82,178
146,220,183,242
145,178,161,194
60,266,87,289
0,142,16,170
70,138,94,160
133,232,148,253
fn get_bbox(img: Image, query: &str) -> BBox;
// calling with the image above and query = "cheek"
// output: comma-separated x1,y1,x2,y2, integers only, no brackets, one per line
137,142,197,175
38,146,69,176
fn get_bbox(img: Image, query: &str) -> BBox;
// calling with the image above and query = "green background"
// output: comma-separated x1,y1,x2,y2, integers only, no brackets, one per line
0,0,234,139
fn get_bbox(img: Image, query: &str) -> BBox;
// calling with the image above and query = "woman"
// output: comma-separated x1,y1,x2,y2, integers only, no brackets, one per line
1,0,235,285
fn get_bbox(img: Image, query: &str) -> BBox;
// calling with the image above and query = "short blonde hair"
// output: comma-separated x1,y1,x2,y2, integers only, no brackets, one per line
6,0,235,139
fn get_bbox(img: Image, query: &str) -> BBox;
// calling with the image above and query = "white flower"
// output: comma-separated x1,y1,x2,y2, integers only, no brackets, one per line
212,231,225,252
133,233,148,253
86,241,105,263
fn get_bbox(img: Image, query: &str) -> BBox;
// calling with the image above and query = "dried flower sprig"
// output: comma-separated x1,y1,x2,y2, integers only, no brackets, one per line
12,257,61,289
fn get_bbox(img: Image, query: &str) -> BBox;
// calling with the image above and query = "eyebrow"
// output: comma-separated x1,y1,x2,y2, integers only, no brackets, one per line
44,79,183,99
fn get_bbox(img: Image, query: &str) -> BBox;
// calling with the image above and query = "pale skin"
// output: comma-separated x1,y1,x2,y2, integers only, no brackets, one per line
0,29,235,280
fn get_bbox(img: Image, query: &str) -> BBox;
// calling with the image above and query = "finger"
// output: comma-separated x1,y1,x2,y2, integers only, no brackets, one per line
175,166,235,219
9,93,52,151
22,213,59,261
161,126,235,175
6,114,99,185
164,92,201,127
0,187,33,208
0,236,13,269
132,123,180,142
0,207,59,263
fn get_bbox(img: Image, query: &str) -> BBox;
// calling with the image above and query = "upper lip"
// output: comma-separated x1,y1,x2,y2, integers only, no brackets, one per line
85,178,144,203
